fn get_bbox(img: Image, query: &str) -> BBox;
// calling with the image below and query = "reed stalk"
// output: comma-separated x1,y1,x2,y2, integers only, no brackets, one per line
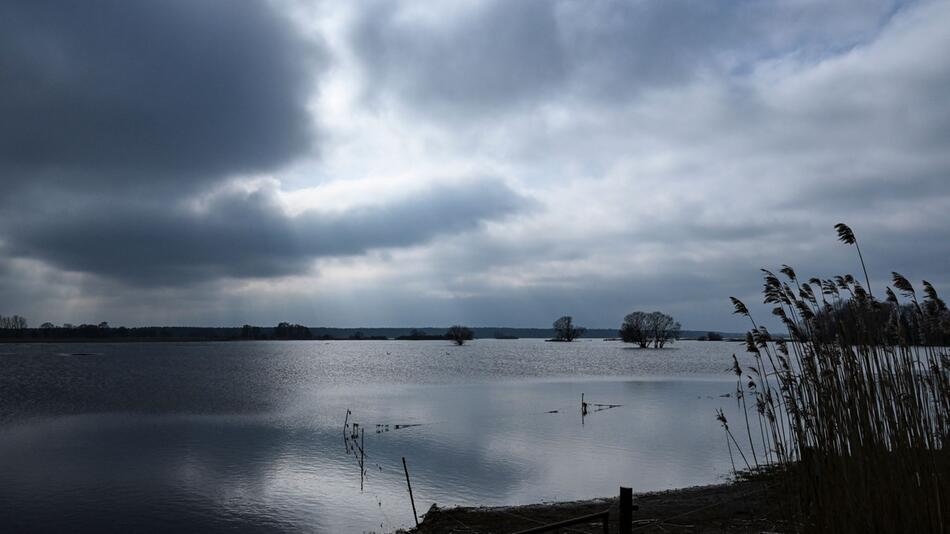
723,223,950,532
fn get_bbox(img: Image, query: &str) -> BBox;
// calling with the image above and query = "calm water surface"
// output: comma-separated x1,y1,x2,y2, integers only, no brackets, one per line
0,339,751,532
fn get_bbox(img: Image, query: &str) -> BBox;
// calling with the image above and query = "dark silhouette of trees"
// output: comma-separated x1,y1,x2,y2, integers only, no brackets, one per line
620,311,680,348
0,315,28,338
808,298,950,347
446,325,474,345
647,311,680,347
699,331,723,341
553,316,585,341
396,329,445,340
241,324,265,339
273,322,312,340
0,315,27,330
619,311,649,347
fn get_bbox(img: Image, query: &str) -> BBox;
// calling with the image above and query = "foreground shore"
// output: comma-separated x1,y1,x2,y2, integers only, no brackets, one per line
409,478,785,533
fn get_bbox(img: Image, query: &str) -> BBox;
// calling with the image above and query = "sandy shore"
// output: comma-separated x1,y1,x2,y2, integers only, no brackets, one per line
409,478,788,533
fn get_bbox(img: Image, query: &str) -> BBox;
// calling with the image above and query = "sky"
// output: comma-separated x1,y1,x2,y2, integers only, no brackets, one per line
1,0,949,331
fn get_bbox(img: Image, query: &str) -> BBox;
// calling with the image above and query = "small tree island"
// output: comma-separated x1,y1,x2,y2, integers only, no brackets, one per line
446,325,474,345
619,311,681,348
551,316,586,341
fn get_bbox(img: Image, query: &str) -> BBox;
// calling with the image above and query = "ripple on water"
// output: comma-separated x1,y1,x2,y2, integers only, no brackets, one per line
0,340,747,532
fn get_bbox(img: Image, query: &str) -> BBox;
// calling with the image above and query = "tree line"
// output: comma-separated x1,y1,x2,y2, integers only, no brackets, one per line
1,320,183,340
1,319,318,341
548,312,680,347
395,327,474,345
0,315,28,330
2,313,686,346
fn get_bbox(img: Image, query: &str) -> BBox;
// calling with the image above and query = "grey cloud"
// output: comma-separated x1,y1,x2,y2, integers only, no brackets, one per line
419,232,949,331
222,263,762,331
351,0,900,115
3,0,948,331
0,0,321,190
559,0,902,97
354,0,566,113
5,178,530,285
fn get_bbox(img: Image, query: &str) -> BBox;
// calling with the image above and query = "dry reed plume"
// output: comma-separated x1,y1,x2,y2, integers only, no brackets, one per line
721,223,950,533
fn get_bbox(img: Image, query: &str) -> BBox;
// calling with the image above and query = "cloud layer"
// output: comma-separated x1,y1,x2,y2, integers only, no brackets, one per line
0,0,320,190
1,0,949,330
6,178,527,284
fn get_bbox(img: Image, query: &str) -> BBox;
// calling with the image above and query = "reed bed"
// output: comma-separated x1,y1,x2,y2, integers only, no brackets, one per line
721,224,950,533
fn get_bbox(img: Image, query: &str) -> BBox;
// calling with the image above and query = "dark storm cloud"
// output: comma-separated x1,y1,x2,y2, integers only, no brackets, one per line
5,178,529,284
0,0,320,189
0,0,537,291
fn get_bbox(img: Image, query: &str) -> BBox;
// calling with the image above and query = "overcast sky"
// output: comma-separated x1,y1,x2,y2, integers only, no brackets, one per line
1,0,949,330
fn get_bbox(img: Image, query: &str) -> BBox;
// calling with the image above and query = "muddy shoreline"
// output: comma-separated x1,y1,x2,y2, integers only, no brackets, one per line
409,478,788,533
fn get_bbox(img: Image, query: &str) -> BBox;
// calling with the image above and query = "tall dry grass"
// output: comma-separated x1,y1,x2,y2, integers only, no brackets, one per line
721,223,950,532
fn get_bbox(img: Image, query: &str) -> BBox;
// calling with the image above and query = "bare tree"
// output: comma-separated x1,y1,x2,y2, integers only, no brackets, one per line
620,311,680,348
446,325,474,345
0,315,27,330
620,311,650,347
553,316,586,341
646,311,680,348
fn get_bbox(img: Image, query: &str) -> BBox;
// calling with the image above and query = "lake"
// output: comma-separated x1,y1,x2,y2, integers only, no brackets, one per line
0,339,752,532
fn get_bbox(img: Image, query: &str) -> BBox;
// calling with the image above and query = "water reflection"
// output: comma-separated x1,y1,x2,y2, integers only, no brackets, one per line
0,340,747,532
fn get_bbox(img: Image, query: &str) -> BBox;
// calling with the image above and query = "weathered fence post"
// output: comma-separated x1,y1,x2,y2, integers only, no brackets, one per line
403,457,420,527
343,409,350,452
619,486,633,534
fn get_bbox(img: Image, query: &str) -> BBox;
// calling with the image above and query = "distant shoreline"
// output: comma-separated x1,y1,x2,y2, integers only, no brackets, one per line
0,336,743,344
0,326,744,344
0,337,538,344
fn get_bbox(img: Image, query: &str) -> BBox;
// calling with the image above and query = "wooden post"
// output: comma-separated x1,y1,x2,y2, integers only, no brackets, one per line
581,393,587,424
619,486,633,534
403,457,420,527
360,428,365,492
343,409,350,452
